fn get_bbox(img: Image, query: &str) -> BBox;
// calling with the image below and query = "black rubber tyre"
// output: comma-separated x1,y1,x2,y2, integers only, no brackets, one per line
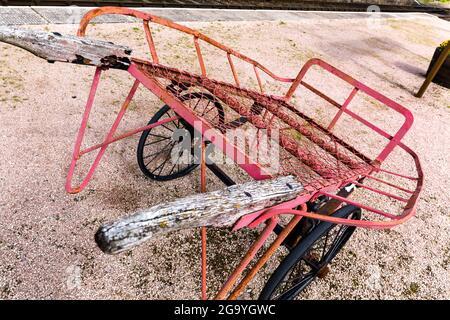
137,92,224,181
259,205,361,300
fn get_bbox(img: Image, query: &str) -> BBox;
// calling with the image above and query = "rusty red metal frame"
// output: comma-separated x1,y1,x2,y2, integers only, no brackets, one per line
68,7,423,299
201,140,207,300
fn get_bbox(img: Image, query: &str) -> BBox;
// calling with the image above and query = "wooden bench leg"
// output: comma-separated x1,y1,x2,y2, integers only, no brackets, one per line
416,43,450,98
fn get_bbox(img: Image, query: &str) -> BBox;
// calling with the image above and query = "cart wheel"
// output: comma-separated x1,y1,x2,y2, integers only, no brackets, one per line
259,205,361,300
137,92,224,181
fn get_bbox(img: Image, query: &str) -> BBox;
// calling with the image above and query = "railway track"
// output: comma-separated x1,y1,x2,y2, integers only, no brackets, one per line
0,1,449,20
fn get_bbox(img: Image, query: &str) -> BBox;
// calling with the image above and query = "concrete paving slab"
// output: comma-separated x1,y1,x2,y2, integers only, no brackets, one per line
290,11,332,19
139,8,268,22
140,8,208,22
238,10,288,21
265,11,311,21
0,7,47,25
194,9,253,21
0,6,445,25
196,9,242,21
247,11,296,21
31,6,136,24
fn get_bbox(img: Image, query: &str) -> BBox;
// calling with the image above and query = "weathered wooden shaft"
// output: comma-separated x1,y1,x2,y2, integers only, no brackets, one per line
95,176,303,254
0,27,132,69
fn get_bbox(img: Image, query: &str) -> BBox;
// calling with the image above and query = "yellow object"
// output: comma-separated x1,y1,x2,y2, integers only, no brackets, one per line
416,40,450,98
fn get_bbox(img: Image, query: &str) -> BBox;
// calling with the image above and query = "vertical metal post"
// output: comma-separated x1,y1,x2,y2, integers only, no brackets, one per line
201,139,207,300
143,21,159,64
194,37,207,76
228,211,304,300
215,218,279,300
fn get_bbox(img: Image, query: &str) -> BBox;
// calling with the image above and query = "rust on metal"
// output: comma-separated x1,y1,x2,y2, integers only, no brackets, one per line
0,6,424,300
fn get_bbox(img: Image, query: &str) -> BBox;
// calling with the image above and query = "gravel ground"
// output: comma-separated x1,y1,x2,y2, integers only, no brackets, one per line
0,14,449,300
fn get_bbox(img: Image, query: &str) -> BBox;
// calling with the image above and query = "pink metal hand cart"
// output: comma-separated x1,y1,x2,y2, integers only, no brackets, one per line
9,7,424,300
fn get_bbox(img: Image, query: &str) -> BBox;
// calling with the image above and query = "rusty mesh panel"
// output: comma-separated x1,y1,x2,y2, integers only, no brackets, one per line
135,61,373,189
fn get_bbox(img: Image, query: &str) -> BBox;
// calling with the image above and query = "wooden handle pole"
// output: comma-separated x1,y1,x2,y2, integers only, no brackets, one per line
94,175,303,254
0,26,132,69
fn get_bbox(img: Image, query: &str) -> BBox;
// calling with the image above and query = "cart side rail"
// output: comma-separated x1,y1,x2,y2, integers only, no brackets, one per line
77,7,414,166
77,7,296,88
234,140,423,230
76,7,423,221
285,58,414,165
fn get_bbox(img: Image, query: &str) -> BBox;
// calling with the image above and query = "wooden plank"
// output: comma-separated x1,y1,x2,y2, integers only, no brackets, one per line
95,175,303,254
0,26,132,69
416,42,450,97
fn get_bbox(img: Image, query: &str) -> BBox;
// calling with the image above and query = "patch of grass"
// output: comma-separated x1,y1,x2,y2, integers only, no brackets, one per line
291,49,317,63
439,40,449,49
128,101,139,111
363,95,389,111
286,129,303,141
352,278,360,289
175,35,195,49
387,19,437,47
420,0,450,4
12,96,23,103
347,250,357,259
0,73,25,107
442,246,450,269
0,284,12,299
111,99,121,106
407,282,420,295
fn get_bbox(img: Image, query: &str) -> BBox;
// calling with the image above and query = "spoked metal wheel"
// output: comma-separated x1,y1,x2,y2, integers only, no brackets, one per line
137,92,224,181
259,205,361,300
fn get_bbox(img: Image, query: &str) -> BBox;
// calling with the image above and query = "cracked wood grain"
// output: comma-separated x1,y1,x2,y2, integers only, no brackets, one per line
0,27,132,69
95,175,303,254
